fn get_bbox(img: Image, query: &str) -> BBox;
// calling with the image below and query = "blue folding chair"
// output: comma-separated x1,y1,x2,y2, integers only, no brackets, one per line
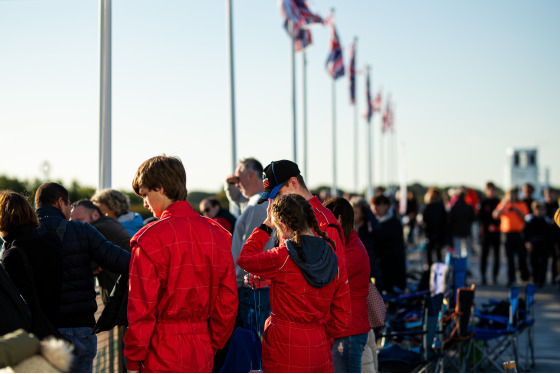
518,283,537,370
378,293,445,373
445,253,467,307
468,287,520,372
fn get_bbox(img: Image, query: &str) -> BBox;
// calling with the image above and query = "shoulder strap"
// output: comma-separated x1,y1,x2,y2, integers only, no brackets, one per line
56,220,68,242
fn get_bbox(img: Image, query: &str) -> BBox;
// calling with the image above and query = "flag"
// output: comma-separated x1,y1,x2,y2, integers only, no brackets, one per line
326,23,344,79
349,41,356,104
382,102,394,133
280,0,323,52
365,68,372,123
373,91,382,112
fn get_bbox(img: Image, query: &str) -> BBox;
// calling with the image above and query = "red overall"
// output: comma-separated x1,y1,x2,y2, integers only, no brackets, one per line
238,228,351,372
124,201,238,372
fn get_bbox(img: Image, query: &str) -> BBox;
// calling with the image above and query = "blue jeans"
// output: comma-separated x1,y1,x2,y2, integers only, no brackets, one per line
237,287,270,335
58,327,97,373
332,333,369,373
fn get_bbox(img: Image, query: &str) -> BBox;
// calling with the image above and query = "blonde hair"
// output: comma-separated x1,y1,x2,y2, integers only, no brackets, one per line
91,189,130,217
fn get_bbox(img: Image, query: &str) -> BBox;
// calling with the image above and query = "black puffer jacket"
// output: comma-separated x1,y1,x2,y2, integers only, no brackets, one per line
36,206,131,328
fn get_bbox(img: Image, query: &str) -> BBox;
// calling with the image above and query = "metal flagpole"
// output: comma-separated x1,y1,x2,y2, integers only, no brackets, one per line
98,0,111,190
291,19,297,163
330,8,337,196
302,50,308,180
227,0,237,174
353,38,358,194
332,76,337,196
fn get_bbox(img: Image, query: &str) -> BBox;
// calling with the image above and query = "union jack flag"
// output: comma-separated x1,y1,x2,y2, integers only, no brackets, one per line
349,40,356,104
326,23,344,79
365,67,372,123
373,91,382,112
280,0,323,52
382,101,394,133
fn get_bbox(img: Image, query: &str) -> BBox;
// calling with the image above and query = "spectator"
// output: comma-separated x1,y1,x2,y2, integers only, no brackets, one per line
91,189,144,236
544,188,560,285
0,190,62,339
493,187,530,286
227,158,274,331
449,188,475,260
124,155,237,372
478,182,502,285
421,187,447,267
521,183,535,213
70,199,131,304
524,201,551,288
350,196,383,290
257,160,346,263
323,197,370,373
237,194,350,372
403,190,419,245
371,194,407,294
199,197,236,234
35,182,130,372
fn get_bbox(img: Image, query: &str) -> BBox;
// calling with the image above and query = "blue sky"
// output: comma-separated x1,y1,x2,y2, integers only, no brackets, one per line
1,0,559,194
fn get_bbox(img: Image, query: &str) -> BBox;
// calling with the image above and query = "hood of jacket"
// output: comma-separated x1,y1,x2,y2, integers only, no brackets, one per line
285,235,338,288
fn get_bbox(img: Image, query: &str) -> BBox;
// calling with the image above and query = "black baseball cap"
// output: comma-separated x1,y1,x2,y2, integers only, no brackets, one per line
257,160,301,204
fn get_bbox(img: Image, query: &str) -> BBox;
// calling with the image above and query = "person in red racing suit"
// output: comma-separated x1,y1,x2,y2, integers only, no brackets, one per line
238,194,351,372
124,155,237,372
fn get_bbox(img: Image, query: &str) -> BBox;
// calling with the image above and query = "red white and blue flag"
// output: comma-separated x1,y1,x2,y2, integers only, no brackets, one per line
365,67,372,123
280,0,323,52
326,22,344,79
349,41,356,104
382,101,394,133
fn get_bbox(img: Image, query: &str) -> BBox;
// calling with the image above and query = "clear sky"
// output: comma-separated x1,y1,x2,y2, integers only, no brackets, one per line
1,0,559,194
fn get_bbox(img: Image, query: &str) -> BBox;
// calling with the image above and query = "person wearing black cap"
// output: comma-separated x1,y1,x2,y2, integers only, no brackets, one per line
257,160,346,263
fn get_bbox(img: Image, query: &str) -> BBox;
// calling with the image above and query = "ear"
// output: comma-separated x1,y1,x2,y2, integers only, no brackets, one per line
92,209,101,221
54,197,65,211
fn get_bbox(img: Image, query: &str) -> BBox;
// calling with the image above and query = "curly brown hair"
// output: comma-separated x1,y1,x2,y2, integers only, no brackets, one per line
270,194,336,262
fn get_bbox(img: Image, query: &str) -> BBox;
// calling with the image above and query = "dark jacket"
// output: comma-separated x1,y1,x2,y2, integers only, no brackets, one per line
36,206,131,328
91,215,131,303
449,197,475,237
1,224,62,339
356,210,383,290
374,215,407,293
0,264,32,336
422,200,447,241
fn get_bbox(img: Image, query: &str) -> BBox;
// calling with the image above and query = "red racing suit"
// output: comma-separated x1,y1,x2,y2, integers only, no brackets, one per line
124,201,238,372
238,228,351,373
309,196,346,262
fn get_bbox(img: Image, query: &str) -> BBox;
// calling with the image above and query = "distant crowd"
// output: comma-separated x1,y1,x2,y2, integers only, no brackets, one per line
0,154,559,373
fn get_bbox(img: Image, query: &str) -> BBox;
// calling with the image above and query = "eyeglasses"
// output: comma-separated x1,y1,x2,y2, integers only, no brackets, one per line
203,207,211,213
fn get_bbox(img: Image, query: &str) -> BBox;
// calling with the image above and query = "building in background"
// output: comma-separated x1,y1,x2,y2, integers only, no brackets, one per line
504,147,548,199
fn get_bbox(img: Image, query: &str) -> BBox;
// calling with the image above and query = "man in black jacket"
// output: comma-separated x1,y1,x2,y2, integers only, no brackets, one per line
71,199,131,304
35,183,130,373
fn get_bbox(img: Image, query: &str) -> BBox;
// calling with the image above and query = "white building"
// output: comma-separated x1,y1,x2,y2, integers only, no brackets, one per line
504,147,544,198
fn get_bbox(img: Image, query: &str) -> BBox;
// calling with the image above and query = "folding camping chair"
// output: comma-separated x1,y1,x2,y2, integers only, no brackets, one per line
468,286,520,373
378,293,445,373
445,253,468,307
441,285,475,372
518,283,537,370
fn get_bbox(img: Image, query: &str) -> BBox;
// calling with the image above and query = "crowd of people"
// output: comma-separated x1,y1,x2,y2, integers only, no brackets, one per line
0,154,559,373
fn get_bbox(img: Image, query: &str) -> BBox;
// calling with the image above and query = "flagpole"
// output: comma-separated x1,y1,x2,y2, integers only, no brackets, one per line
330,8,337,197
366,66,373,202
291,19,297,163
353,37,358,194
302,50,308,180
98,0,111,190
226,0,237,175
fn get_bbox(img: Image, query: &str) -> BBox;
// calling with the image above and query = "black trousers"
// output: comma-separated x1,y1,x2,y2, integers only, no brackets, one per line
480,231,501,282
530,241,548,287
505,232,529,284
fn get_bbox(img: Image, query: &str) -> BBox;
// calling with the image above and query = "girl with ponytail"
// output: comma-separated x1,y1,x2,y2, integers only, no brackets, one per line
237,194,351,373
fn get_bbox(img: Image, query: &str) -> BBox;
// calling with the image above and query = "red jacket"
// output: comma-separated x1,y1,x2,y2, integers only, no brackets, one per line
335,230,371,338
309,196,346,262
124,201,238,372
238,228,351,373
